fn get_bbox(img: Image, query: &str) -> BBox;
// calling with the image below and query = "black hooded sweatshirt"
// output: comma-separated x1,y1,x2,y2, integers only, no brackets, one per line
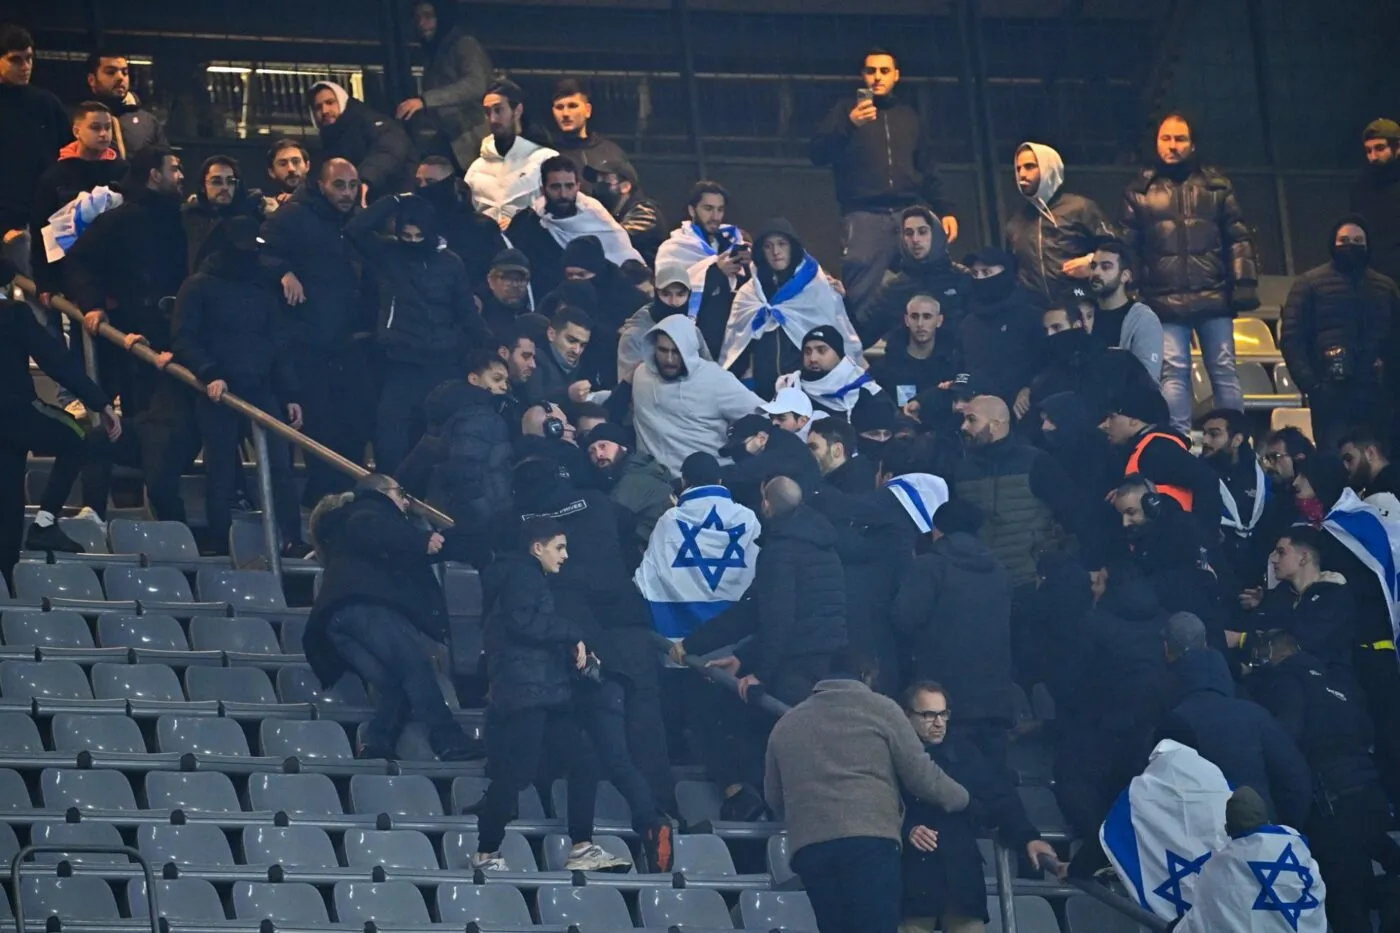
417,174,506,286
181,156,270,273
959,269,1045,409
1350,155,1400,284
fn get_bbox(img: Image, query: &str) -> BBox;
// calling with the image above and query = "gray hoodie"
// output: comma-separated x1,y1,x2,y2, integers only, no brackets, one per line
632,315,764,475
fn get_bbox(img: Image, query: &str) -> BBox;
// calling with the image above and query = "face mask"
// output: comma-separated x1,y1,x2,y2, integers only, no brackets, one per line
1045,328,1089,364
856,435,889,458
1332,244,1369,274
400,237,435,258
971,272,1015,304
593,183,621,212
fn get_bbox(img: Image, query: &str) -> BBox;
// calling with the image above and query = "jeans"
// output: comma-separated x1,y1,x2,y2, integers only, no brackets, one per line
375,360,458,476
573,677,661,833
1161,317,1242,432
325,602,465,755
791,836,903,933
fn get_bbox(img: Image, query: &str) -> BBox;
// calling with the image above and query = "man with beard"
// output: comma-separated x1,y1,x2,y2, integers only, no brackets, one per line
655,181,749,338
481,248,533,340
1121,113,1258,432
1004,141,1113,306
957,247,1044,420
588,156,665,268
1261,426,1314,497
776,326,890,428
307,81,417,203
395,1,492,170
1338,427,1400,511
261,158,374,503
586,421,672,565
807,417,879,494
84,51,166,158
861,206,968,344
466,80,558,227
1199,407,1288,588
550,78,630,191
494,324,537,438
182,155,273,273
872,294,961,410
1087,240,1163,379
1281,216,1396,450
617,262,719,383
265,139,309,203
526,304,594,405
1350,119,1400,287
719,413,824,511
414,155,505,285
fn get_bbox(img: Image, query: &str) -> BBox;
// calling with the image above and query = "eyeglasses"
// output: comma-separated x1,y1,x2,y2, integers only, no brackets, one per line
1258,452,1285,465
910,709,950,722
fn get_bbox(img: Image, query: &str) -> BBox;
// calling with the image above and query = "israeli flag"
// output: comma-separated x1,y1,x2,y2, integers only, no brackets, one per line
1101,740,1232,921
42,186,123,262
1175,825,1326,933
886,473,950,534
634,485,761,638
1323,488,1400,644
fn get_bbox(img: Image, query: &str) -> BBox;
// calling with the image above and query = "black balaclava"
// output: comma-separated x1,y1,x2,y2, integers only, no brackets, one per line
395,196,440,259
1044,326,1092,368
417,175,464,216
1329,214,1371,276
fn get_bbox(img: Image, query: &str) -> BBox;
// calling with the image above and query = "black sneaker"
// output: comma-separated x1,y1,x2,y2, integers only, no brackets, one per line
719,784,768,822
25,522,85,554
280,540,315,560
643,821,674,873
356,744,397,761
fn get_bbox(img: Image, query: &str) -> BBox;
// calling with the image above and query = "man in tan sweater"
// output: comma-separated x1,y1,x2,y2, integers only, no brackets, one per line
766,650,970,933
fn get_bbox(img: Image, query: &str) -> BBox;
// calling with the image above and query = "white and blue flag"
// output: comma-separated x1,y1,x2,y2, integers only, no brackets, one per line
885,473,950,534
1176,825,1326,933
1324,488,1400,647
1100,740,1232,921
634,485,760,638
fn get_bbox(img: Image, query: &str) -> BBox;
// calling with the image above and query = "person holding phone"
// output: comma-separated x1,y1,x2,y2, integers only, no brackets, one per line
810,47,957,326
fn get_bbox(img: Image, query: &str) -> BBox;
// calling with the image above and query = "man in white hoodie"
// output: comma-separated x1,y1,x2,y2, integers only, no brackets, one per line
1003,141,1114,306
632,315,764,476
466,80,558,228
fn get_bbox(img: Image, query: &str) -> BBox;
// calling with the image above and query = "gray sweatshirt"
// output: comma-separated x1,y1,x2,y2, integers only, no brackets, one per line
764,679,970,855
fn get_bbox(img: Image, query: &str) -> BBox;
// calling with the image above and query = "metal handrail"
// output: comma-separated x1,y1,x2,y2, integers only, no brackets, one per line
13,276,454,579
12,844,161,933
652,632,791,718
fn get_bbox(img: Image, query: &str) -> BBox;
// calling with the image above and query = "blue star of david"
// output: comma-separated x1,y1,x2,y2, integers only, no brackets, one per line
1153,848,1211,917
1248,842,1321,931
672,507,748,591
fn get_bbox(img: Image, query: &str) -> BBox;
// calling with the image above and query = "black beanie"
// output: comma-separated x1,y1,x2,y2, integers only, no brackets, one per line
681,452,722,488
933,498,984,536
560,235,606,276
802,325,845,360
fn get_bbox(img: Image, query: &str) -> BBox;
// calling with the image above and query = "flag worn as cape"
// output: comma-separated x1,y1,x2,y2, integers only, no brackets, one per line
533,191,645,268
1175,825,1326,933
1323,488,1400,651
721,253,863,371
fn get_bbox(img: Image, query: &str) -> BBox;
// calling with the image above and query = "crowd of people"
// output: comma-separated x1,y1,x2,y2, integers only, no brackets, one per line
4,6,1400,931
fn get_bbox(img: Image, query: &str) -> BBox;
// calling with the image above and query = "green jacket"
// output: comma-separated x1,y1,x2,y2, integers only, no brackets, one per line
610,450,675,554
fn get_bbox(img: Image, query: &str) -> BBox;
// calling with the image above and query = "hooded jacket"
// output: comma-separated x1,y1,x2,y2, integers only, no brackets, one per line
29,143,128,294
893,531,1013,721
416,22,494,168
1279,215,1397,394
862,245,972,344
1120,151,1259,323
481,552,582,714
1349,152,1400,284
1003,143,1114,304
632,315,766,475
416,175,506,286
617,297,719,383
181,157,270,273
606,449,675,558
958,269,1045,408
466,133,559,224
1254,573,1358,673
308,82,417,198
1166,648,1312,827
426,379,513,531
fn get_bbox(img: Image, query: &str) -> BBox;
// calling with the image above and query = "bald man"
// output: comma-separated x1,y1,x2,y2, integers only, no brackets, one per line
260,156,373,503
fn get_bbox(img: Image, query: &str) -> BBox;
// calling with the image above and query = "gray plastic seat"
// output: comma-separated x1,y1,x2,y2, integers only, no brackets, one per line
242,825,338,870
543,833,633,873
674,832,738,875
145,771,242,813
196,569,287,610
137,822,237,867
333,881,430,925
19,875,120,920
1064,894,1146,933
0,659,92,701
280,618,306,654
185,665,277,703
767,832,796,887
29,821,127,863
551,778,631,822
96,612,188,651
442,566,483,614
1274,361,1298,393
1018,786,1070,838
247,772,343,816
157,715,251,757
233,881,330,924
101,565,193,603
190,615,280,654
91,662,184,702
437,882,533,927
675,779,725,825
0,822,16,865
536,884,632,928
986,894,1061,933
13,563,103,602
452,776,545,820
739,890,818,931
1237,361,1275,396
640,887,733,928
0,711,44,753
2,610,92,648
54,518,109,554
128,878,227,921
109,520,202,561
277,664,370,707
41,767,137,810
343,829,439,870
51,713,147,754
349,774,443,817
260,719,352,759
0,768,33,810
443,830,537,871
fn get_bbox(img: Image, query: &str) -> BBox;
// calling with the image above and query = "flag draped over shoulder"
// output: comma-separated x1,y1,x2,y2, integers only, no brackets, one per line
42,186,123,262
721,254,863,371
885,473,950,534
655,221,742,314
1175,826,1326,933
634,485,760,638
533,192,645,268
1100,740,1232,921
1323,488,1400,648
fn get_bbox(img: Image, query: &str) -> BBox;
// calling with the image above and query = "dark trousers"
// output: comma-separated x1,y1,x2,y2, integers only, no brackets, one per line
1354,646,1400,811
477,703,598,854
1308,784,1399,933
135,397,203,524
791,836,902,933
624,673,678,814
292,343,373,506
0,400,94,582
326,602,464,754
376,360,458,477
1053,725,1139,842
840,209,904,340
1308,383,1380,454
574,677,661,833
195,383,301,552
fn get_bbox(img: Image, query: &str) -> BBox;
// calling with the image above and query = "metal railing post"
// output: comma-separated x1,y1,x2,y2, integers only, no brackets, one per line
994,841,1019,933
13,843,161,933
251,424,284,583
672,0,709,179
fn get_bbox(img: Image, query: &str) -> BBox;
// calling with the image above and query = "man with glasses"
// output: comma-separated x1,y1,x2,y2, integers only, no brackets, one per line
481,248,533,340
901,681,1061,933
182,155,273,273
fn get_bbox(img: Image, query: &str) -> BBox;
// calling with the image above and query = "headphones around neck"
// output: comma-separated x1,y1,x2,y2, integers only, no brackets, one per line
1128,473,1164,521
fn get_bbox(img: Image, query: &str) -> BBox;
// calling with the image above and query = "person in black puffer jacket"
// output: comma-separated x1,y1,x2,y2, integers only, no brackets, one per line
307,81,417,201
1280,215,1398,450
959,247,1045,416
305,474,478,760
347,191,491,474
170,215,307,556
1120,113,1258,432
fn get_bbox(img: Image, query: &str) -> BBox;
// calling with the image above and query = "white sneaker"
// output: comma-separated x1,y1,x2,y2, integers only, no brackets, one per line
564,843,632,873
469,852,508,871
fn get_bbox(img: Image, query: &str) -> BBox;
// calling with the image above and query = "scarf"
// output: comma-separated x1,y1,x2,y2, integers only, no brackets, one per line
1219,460,1269,536
655,221,742,313
533,192,644,268
885,473,949,534
776,357,880,414
722,253,862,371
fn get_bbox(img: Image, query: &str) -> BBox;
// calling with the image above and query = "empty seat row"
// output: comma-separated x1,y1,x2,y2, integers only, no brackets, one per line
1,609,302,655
0,711,366,760
5,563,288,611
